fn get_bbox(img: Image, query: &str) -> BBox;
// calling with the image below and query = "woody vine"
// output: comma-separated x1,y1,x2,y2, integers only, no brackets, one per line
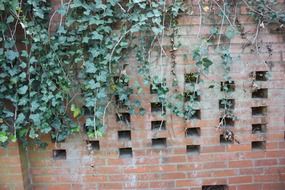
0,0,284,147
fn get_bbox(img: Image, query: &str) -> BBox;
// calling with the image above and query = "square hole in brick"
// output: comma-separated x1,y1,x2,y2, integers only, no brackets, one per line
113,76,129,86
186,127,201,137
83,106,93,116
152,138,167,148
151,120,166,131
221,81,235,92
116,113,131,123
184,91,200,102
118,130,131,140
52,149,66,160
252,106,267,116
220,134,233,144
219,99,235,109
151,102,165,113
185,73,199,83
185,109,201,120
115,95,129,108
86,140,100,151
186,145,200,154
252,88,268,98
254,71,268,81
119,147,133,158
219,117,234,127
150,83,162,94
252,124,266,134
252,141,266,151
202,185,228,190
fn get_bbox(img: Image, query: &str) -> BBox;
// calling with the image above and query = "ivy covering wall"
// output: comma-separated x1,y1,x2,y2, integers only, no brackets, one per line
0,0,284,147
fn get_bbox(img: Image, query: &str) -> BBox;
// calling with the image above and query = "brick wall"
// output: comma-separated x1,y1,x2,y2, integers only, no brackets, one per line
0,143,27,190
1,0,285,190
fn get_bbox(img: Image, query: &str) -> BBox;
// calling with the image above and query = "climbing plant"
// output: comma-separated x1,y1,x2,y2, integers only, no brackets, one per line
0,0,283,147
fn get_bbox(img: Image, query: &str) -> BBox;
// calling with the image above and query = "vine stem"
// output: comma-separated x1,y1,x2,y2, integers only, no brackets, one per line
48,8,59,36
217,1,226,48
93,100,97,138
197,0,202,38
102,100,112,128
59,0,64,27
159,0,166,76
108,23,139,73
241,0,264,17
212,0,234,27
48,0,73,37
252,19,261,53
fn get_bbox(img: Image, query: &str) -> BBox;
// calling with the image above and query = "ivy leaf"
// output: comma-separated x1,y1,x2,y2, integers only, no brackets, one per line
210,27,218,36
87,80,100,89
201,57,213,69
18,97,28,106
15,113,25,124
97,89,106,98
10,135,17,142
225,27,237,39
97,71,107,82
34,8,44,19
6,50,19,61
29,128,38,139
91,31,103,40
85,118,94,127
94,130,103,138
85,61,97,73
71,104,81,118
18,85,28,95
31,101,40,112
29,114,41,126
130,25,140,33
40,123,51,134
82,36,89,43
0,132,8,143
151,27,162,35
7,15,14,24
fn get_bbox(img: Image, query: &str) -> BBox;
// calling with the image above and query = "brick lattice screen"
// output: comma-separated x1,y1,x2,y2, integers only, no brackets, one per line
1,0,285,190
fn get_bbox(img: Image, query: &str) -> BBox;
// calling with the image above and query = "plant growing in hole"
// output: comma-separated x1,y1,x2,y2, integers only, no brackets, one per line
215,33,239,143
217,80,239,144
249,71,270,92
150,76,169,129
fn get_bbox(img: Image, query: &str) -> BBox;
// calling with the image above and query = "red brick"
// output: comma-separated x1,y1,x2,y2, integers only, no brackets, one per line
203,161,227,169
237,184,262,190
213,169,237,177
255,159,278,167
229,160,253,168
262,183,284,190
47,185,71,190
175,180,200,187
255,175,280,182
98,183,123,189
82,175,107,183
149,181,175,188
160,172,186,180
229,176,253,184
227,144,251,152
